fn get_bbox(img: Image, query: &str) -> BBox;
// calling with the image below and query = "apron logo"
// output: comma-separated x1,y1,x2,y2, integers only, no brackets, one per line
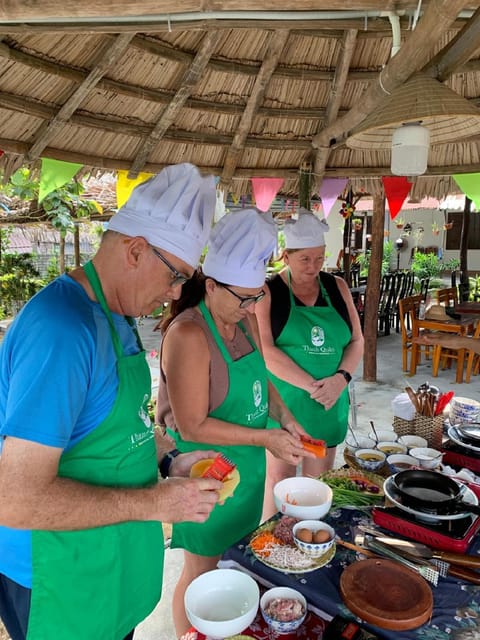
253,380,263,407
311,326,325,347
139,393,153,429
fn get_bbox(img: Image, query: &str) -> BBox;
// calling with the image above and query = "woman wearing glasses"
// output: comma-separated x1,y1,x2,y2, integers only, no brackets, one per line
156,208,313,637
256,210,364,520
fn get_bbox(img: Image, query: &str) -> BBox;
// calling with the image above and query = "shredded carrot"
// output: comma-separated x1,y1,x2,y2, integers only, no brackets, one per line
250,532,284,557
285,493,298,505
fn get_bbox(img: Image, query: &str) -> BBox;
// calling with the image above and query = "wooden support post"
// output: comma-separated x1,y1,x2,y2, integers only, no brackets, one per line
363,191,385,382
74,224,80,268
298,166,311,210
459,196,472,302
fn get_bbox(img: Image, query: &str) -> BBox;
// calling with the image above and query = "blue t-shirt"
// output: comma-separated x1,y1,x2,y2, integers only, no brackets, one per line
0,274,141,587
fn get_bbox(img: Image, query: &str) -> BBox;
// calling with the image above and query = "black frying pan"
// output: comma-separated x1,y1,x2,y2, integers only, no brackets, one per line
392,469,480,517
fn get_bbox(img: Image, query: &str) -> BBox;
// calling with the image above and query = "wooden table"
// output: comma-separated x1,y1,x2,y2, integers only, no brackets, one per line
455,301,480,315
410,316,476,382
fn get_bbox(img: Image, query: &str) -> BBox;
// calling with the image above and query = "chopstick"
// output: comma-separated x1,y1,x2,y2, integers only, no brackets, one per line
336,538,377,558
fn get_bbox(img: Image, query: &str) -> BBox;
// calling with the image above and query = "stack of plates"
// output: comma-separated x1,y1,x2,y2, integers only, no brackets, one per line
450,397,480,425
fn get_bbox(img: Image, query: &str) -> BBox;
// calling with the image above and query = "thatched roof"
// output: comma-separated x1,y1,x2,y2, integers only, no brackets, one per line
1,1,480,200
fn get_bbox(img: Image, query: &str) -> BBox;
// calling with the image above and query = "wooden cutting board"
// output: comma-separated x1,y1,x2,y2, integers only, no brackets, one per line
340,558,433,631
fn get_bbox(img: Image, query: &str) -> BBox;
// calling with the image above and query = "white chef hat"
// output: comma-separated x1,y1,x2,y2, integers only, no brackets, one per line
284,208,330,249
108,163,216,267
203,209,276,287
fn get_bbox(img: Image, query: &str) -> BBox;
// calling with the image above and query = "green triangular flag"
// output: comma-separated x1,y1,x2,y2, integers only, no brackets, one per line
452,173,480,211
38,158,83,204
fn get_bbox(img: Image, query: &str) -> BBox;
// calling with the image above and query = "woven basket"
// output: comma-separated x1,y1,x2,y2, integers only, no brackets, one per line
393,414,443,449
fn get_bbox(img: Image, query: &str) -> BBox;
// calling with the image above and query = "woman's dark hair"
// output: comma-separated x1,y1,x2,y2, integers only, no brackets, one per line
161,270,207,331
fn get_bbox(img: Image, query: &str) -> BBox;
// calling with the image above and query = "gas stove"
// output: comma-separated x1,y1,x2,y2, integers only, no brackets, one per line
372,506,480,553
442,439,480,474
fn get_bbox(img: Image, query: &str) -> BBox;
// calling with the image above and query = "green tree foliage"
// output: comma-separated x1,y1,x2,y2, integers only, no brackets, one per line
2,168,99,236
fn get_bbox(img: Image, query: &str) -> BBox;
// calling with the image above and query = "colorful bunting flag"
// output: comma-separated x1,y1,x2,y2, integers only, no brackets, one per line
38,158,83,204
452,173,480,211
317,178,348,218
251,177,284,212
116,170,153,209
382,176,413,219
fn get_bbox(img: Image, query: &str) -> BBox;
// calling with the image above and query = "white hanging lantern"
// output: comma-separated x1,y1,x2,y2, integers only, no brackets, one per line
391,123,430,176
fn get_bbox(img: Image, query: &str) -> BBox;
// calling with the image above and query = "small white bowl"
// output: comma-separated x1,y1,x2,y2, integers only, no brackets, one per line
354,448,386,472
387,454,419,473
376,441,408,456
368,429,398,443
398,435,428,450
345,435,376,453
184,569,259,639
292,520,335,557
260,586,307,635
273,477,333,520
410,447,443,470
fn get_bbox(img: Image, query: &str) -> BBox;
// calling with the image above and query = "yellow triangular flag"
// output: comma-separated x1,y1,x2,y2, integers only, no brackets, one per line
116,171,153,209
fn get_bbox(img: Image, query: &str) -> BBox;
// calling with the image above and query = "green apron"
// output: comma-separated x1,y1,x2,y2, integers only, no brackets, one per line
169,299,268,556
268,272,351,447
28,261,163,640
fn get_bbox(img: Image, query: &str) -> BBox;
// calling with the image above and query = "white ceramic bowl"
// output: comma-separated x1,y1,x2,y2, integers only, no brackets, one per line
260,586,307,634
376,441,408,456
368,429,398,443
410,447,443,470
345,435,376,454
184,569,259,639
292,520,335,557
354,448,386,472
386,454,419,473
398,435,428,450
273,477,333,520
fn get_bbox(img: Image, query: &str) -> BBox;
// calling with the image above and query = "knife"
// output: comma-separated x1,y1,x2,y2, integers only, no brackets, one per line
357,525,480,568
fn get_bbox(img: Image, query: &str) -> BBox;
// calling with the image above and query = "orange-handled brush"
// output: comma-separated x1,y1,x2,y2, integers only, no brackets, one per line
200,453,236,481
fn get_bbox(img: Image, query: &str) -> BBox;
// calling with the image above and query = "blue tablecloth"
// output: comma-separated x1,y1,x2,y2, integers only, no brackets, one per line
220,507,480,640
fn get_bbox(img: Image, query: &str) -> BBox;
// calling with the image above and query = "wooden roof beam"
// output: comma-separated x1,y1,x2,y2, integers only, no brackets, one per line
312,28,357,186
3,138,480,178
311,0,469,185
422,5,480,81
220,29,290,189
25,33,134,163
0,2,435,22
127,30,220,178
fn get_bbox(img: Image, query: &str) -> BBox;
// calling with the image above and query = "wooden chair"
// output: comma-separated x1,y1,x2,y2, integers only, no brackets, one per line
398,294,423,372
428,318,480,383
436,287,458,308
465,324,480,382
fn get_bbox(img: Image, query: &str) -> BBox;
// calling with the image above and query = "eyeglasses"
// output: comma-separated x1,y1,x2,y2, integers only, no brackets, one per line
149,245,190,287
218,283,266,309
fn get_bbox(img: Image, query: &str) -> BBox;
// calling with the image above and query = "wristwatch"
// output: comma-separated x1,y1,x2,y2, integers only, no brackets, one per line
336,369,352,383
159,448,180,479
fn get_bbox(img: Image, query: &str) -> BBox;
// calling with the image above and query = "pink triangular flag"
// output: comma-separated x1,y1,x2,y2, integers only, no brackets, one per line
251,178,284,212
382,176,413,219
318,178,348,218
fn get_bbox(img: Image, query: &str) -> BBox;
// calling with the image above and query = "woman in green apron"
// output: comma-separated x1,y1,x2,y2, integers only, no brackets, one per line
156,209,313,637
256,210,364,519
